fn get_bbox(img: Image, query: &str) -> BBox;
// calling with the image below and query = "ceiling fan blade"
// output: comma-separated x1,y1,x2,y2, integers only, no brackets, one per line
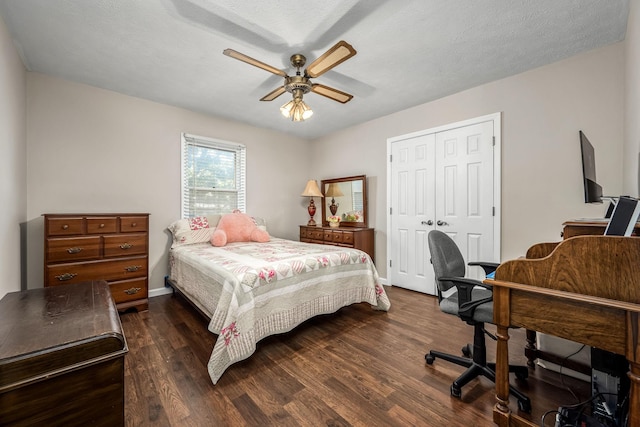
305,41,357,78
223,49,287,77
311,84,353,104
260,86,287,101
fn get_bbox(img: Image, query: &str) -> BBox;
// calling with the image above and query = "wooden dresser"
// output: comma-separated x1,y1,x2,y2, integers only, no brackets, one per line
299,225,375,261
43,213,149,311
0,281,127,426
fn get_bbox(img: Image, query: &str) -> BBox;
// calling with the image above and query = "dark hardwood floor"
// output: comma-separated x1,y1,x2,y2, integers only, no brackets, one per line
120,285,590,426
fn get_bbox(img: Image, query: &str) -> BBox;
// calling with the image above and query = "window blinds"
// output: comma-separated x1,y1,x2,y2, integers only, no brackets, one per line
181,133,246,218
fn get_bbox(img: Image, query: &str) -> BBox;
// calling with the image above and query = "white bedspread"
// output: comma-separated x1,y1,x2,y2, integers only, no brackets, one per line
169,238,390,384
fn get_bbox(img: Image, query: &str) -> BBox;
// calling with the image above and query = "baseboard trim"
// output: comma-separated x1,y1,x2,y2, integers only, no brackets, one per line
149,286,173,298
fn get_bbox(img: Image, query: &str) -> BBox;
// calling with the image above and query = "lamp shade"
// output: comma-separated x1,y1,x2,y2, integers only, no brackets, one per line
301,180,323,197
325,183,344,197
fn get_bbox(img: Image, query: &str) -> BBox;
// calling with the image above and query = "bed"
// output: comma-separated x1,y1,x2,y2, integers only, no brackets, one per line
166,216,390,384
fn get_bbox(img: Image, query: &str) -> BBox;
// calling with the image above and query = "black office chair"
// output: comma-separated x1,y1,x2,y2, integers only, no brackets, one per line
426,230,531,412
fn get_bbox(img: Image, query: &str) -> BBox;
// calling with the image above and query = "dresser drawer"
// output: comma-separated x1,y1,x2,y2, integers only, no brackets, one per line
324,230,350,244
46,256,148,285
109,278,148,304
47,236,101,263
46,218,84,236
341,231,354,245
103,234,147,257
86,217,117,234
308,229,323,240
120,216,148,233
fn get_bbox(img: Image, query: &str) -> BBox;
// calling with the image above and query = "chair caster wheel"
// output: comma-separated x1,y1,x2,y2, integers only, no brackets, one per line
425,354,435,365
517,398,531,413
515,370,528,381
461,344,472,358
450,384,461,398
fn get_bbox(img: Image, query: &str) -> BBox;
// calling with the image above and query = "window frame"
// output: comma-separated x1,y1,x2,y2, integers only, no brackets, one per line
181,133,246,218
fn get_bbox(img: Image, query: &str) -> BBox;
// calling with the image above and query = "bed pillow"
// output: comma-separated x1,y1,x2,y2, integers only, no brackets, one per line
168,215,221,248
253,216,268,232
211,211,270,247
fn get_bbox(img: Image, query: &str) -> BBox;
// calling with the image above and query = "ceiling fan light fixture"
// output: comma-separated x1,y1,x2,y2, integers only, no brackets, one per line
280,99,294,117
281,89,313,121
301,103,313,120
283,98,313,122
224,40,355,121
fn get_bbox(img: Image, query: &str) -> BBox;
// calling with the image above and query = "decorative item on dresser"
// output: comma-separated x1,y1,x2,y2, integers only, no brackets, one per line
43,213,150,311
299,225,375,261
325,183,344,215
320,175,367,227
300,179,324,226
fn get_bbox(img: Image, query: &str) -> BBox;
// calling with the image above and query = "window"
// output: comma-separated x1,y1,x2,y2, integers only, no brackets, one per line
181,133,246,218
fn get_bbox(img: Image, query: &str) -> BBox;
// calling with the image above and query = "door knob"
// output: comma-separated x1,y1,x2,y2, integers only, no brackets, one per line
421,220,433,226
436,220,448,226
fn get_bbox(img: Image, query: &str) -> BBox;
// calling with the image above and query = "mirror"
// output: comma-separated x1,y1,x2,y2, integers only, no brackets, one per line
321,175,367,227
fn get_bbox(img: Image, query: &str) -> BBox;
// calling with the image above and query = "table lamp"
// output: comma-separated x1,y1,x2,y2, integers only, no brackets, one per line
301,180,323,226
325,183,344,216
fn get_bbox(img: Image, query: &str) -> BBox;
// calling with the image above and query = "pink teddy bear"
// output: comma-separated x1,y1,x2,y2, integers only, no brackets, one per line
211,211,270,247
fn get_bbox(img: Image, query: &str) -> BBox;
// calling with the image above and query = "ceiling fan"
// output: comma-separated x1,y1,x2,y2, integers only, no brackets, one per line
223,41,357,121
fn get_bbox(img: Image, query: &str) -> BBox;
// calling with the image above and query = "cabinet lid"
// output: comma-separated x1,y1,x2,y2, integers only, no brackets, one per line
0,281,127,390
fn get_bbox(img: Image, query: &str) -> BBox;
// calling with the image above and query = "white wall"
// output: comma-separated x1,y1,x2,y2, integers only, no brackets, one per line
10,20,632,293
624,0,640,195
313,43,625,277
0,14,26,298
25,73,311,292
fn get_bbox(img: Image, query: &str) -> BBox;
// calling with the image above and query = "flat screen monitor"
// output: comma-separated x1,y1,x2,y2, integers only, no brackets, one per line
579,130,603,203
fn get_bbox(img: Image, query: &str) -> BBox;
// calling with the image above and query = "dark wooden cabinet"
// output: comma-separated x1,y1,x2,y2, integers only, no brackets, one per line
0,281,127,426
300,225,375,261
43,213,150,311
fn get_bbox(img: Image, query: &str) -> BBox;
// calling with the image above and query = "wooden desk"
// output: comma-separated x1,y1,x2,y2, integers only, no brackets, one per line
490,235,640,426
562,219,640,239
0,281,128,426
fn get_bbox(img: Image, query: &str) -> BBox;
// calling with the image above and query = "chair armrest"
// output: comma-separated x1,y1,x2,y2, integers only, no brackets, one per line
440,276,491,304
459,296,493,321
468,261,500,275
440,276,493,322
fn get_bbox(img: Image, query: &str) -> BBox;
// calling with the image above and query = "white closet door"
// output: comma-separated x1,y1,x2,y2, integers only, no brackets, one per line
388,115,499,294
389,133,436,294
434,119,496,280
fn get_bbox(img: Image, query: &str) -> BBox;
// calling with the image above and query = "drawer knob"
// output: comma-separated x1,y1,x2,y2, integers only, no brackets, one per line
99,223,105,228
55,273,77,281
67,247,83,254
131,222,137,227
125,265,142,272
120,243,133,249
124,287,141,295
62,224,69,230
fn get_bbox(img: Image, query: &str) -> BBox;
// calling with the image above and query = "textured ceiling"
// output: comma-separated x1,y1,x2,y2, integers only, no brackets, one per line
0,0,630,140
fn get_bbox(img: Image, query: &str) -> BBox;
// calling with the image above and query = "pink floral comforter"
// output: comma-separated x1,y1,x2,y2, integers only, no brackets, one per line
169,238,390,384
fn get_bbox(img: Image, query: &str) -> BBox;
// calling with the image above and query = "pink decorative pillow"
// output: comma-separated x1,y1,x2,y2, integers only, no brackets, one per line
211,211,270,247
189,216,209,230
167,215,221,248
